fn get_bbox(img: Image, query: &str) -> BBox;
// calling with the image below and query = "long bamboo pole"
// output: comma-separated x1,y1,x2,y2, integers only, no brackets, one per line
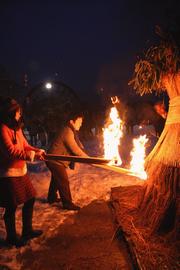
93,164,137,175
44,154,110,164
44,154,145,179
93,164,146,179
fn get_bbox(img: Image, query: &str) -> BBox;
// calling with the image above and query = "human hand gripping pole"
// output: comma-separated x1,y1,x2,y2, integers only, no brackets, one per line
35,149,46,161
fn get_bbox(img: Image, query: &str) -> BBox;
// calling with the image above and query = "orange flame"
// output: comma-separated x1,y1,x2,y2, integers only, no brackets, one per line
129,135,148,180
103,100,123,165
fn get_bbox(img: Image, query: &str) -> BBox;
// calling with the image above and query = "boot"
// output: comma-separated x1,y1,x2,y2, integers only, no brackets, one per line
4,212,26,248
48,198,61,204
22,229,43,240
22,202,43,241
63,202,81,211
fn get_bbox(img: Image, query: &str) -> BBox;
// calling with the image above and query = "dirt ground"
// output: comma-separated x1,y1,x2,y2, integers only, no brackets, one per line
18,200,134,270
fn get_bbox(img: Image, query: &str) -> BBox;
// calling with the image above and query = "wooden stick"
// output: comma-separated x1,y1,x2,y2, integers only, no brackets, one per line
45,154,111,164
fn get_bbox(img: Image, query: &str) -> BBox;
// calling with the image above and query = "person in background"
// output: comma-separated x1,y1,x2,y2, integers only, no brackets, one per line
46,112,88,210
154,100,167,119
0,97,45,247
153,100,167,137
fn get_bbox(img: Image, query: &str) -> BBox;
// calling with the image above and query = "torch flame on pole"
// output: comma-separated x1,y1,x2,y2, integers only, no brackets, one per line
103,97,123,165
129,135,148,180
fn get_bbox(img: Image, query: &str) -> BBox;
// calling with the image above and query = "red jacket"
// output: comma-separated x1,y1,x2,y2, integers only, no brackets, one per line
0,124,39,177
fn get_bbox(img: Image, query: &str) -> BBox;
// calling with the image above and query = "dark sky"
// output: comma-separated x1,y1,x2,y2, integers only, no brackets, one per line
0,0,179,100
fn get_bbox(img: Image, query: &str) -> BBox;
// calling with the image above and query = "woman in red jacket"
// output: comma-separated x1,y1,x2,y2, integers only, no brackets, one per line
0,97,45,247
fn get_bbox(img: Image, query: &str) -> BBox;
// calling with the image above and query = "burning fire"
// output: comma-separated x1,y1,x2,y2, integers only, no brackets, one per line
103,97,123,165
103,96,148,180
129,135,148,180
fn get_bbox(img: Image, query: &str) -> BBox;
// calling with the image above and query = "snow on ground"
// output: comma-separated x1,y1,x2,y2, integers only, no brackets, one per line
0,137,145,270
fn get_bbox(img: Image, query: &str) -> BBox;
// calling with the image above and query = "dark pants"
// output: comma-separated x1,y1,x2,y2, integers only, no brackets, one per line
4,198,35,240
47,162,72,206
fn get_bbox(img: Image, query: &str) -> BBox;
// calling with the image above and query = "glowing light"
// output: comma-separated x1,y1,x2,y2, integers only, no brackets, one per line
103,97,123,165
45,82,52,89
129,135,148,180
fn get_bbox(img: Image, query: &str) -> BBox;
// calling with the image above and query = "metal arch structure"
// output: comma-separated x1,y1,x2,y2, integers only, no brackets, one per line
24,80,80,106
22,80,84,148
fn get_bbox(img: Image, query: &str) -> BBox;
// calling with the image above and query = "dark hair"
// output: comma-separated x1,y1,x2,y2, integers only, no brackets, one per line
71,111,84,122
65,110,84,123
0,97,23,130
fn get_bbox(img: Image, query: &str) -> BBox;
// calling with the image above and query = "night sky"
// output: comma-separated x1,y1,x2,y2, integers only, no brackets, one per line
0,0,179,101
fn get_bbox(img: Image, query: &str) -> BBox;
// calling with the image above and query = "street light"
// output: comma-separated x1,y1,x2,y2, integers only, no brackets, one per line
45,82,52,89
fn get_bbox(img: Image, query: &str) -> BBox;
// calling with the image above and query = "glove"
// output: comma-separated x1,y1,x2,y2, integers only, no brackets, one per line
26,150,35,162
35,149,46,160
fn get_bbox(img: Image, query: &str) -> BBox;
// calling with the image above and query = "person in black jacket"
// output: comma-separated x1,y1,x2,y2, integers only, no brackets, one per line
46,112,88,210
